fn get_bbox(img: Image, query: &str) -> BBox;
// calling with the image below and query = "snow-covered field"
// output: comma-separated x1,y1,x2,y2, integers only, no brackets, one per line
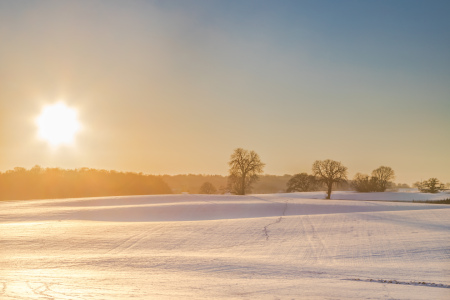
1,192,449,299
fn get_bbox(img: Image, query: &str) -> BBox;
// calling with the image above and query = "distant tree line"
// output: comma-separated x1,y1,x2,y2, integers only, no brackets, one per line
160,174,228,194
2,149,446,201
161,173,291,195
225,150,352,198
165,149,430,199
0,166,171,201
286,162,398,198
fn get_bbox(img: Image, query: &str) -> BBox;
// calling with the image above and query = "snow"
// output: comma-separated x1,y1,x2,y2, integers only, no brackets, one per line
1,192,449,299
276,190,450,201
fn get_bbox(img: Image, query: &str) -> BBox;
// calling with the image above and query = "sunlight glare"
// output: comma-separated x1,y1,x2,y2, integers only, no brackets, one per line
36,102,81,147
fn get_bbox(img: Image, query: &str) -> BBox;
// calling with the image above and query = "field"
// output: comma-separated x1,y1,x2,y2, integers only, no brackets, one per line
1,192,449,299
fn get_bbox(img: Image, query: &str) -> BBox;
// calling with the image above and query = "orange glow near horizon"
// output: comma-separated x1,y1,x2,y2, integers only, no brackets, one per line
36,102,81,148
0,1,448,184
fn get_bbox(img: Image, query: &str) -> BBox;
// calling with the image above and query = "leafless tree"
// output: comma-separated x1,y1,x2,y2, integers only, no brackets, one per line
198,182,217,194
417,178,444,193
312,159,348,199
228,148,265,195
371,166,395,192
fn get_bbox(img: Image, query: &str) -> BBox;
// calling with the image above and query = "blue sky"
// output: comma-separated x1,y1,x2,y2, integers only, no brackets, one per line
1,0,449,183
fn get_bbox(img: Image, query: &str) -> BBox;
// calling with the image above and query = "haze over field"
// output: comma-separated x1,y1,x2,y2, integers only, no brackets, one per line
1,0,449,183
1,2,449,298
1,192,449,299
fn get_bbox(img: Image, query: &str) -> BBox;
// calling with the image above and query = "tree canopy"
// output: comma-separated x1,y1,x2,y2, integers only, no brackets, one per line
371,166,395,192
312,159,347,199
352,166,395,193
286,173,318,192
416,178,444,193
228,148,265,195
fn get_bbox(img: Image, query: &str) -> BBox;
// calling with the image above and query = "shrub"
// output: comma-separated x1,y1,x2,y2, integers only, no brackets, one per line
286,173,319,192
417,178,444,193
198,182,217,194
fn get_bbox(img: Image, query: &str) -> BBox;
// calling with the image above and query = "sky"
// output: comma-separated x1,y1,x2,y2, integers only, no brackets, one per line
1,0,449,184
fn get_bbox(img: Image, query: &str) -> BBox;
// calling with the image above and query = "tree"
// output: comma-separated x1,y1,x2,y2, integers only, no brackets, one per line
286,173,319,192
371,166,395,192
228,148,265,195
352,166,396,193
397,183,410,189
198,182,217,194
351,173,377,192
417,178,444,193
312,159,348,199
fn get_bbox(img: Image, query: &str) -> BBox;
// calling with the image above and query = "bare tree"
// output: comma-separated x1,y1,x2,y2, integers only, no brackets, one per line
351,166,395,193
371,166,395,192
312,159,348,199
286,173,319,192
198,182,217,194
417,178,444,193
228,148,265,195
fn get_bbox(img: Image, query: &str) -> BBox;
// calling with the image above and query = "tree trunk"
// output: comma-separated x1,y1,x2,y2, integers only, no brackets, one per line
326,183,332,199
241,174,246,195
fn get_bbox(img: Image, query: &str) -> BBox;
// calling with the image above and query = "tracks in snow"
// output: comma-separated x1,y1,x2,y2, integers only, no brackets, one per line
263,201,288,241
345,278,450,289
104,230,148,255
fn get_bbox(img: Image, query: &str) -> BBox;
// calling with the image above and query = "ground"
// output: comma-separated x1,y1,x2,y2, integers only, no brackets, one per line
1,192,449,299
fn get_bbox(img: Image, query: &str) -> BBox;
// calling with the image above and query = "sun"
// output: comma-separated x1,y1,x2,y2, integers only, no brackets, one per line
36,102,81,147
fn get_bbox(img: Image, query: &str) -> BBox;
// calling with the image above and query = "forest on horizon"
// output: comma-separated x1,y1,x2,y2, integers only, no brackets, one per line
0,166,171,201
0,166,294,200
0,166,418,201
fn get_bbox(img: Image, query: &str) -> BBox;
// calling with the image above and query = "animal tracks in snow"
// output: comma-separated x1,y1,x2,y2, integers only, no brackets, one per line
263,201,288,240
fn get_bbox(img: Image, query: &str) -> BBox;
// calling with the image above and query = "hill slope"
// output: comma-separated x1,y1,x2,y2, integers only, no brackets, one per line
1,192,449,299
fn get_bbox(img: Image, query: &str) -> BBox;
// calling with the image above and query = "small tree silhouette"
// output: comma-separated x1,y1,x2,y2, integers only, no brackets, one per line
198,182,217,194
286,173,318,192
228,148,265,195
312,159,347,199
371,166,395,192
417,178,444,193
352,166,395,193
